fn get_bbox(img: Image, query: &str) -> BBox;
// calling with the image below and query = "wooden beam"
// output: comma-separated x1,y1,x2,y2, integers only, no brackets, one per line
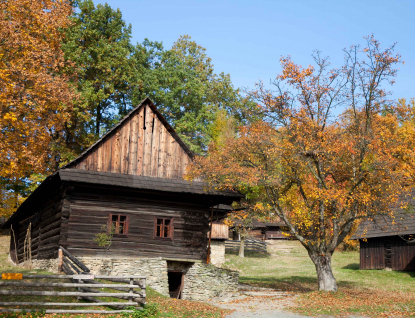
0,290,140,298
59,246,90,272
0,309,135,314
0,302,133,307
0,282,142,288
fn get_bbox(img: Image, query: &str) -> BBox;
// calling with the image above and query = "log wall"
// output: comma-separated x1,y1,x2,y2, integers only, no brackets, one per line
70,103,192,179
11,190,64,263
59,186,211,261
359,236,415,271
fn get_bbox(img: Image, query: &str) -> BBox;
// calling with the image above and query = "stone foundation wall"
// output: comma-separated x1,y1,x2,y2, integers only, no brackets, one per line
14,257,59,273
80,257,238,300
78,257,169,296
168,261,238,300
210,240,226,266
24,255,238,301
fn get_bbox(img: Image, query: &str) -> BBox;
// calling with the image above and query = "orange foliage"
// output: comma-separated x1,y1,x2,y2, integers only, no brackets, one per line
187,36,415,291
0,0,75,181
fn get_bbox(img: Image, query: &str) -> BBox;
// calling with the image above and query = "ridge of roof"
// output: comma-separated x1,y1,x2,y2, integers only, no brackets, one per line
61,97,194,170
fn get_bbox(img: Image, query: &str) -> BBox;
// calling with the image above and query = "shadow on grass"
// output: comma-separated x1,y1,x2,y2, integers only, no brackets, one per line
240,275,317,293
342,263,360,270
226,250,270,258
240,276,359,293
401,270,415,278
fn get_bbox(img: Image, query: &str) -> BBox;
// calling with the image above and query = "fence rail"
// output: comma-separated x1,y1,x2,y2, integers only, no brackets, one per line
0,246,146,314
225,239,267,253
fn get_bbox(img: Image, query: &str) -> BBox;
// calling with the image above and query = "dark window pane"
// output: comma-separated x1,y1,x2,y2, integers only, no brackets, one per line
164,226,169,238
165,219,170,226
157,219,163,225
111,214,128,235
157,225,161,237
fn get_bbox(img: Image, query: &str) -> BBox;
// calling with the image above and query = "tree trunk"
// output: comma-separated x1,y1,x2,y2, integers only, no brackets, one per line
239,237,245,258
96,104,101,136
309,252,337,292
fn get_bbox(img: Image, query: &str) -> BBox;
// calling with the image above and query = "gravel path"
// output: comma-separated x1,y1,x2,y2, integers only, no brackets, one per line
208,284,314,318
208,284,366,318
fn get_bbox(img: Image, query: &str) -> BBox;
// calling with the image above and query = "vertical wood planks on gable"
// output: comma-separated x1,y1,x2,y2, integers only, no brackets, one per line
90,148,97,171
150,113,161,177
136,107,145,175
180,152,190,178
121,121,130,174
157,124,167,178
66,101,194,179
143,105,154,176
173,142,182,179
84,151,90,170
111,131,121,173
97,143,103,171
128,111,139,174
104,136,112,172
166,134,178,179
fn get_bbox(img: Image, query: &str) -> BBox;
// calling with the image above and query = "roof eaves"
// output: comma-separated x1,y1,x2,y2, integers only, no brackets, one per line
1,172,59,229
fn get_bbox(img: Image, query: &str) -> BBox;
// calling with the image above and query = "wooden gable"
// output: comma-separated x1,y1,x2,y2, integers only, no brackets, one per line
63,98,193,179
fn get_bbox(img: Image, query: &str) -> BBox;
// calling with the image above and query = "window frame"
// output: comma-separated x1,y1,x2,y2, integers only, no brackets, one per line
154,216,174,240
109,213,129,237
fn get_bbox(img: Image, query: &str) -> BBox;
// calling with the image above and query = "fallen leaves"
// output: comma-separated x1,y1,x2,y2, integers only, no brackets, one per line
292,288,415,317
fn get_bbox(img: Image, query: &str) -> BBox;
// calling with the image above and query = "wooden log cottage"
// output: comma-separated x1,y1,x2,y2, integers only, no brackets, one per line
2,98,240,300
352,190,415,271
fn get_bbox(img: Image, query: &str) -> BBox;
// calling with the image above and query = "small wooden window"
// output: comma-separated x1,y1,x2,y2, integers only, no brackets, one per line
155,217,173,239
110,214,129,235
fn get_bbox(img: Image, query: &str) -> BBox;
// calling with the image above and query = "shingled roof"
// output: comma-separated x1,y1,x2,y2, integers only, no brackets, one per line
59,169,240,198
352,189,415,239
2,169,241,229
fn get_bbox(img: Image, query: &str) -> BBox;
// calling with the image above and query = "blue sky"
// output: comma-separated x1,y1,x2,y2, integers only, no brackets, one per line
95,0,415,101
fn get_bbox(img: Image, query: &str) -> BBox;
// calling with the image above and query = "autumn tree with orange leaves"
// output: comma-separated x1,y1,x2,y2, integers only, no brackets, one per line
0,0,75,215
188,36,415,292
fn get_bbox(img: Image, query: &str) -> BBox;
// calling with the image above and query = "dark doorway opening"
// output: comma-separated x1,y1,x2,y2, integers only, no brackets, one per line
168,271,184,299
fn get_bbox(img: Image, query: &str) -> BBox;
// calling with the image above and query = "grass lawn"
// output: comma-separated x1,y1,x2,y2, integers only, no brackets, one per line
224,240,415,317
0,233,229,318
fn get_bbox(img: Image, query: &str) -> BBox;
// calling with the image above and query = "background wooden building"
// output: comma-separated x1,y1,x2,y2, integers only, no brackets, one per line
352,193,415,271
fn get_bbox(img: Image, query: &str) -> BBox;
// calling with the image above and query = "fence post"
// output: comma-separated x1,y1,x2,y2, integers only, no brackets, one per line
58,249,63,273
129,278,134,304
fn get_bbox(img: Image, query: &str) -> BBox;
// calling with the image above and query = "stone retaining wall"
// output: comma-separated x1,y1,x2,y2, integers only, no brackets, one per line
78,257,169,296
168,261,238,300
13,257,59,273
22,255,238,301
78,257,238,300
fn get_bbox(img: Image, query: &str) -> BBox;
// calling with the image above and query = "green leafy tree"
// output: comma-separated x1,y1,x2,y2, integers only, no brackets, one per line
130,35,257,153
62,0,134,146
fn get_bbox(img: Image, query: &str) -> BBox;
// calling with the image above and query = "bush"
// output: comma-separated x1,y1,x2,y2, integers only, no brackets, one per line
122,304,159,318
336,238,359,252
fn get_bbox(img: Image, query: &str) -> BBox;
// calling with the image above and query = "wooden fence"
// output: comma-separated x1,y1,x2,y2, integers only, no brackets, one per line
58,246,90,275
0,247,146,314
225,238,267,253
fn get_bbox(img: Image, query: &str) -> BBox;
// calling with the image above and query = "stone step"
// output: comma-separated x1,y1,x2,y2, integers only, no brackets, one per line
241,291,287,297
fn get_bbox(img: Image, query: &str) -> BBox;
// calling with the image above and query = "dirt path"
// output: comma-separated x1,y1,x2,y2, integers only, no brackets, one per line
209,284,367,318
208,284,314,318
